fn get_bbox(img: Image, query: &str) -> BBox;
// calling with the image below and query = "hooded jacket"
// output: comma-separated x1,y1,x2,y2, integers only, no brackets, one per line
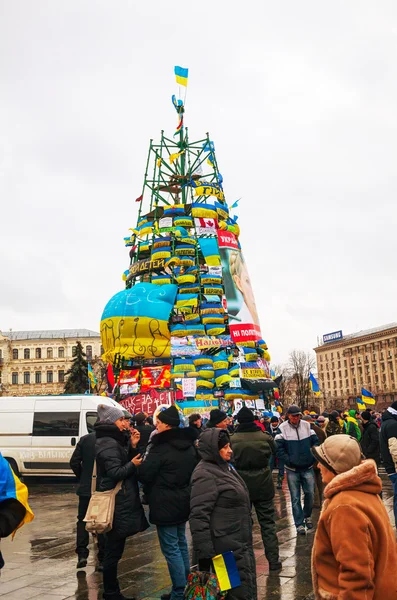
275,418,319,471
190,428,257,600
230,422,275,502
95,423,149,539
343,411,362,441
312,460,397,600
361,420,380,464
138,426,198,526
380,408,397,474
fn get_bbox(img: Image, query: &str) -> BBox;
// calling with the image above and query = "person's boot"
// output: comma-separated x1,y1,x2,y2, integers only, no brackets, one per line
269,561,282,571
160,594,171,600
77,557,88,569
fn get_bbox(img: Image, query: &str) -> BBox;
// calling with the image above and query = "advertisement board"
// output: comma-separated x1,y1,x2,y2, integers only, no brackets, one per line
323,330,343,344
217,231,262,342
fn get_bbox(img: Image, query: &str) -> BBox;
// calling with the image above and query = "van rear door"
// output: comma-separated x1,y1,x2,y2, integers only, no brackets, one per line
29,399,81,475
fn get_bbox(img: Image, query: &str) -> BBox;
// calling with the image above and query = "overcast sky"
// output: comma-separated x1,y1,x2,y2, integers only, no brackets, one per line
1,1,396,364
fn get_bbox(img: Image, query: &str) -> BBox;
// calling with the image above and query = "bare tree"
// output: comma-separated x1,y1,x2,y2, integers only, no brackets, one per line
287,350,316,411
271,363,295,403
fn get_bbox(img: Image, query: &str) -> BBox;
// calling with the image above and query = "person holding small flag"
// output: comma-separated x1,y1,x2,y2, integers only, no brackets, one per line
190,428,257,600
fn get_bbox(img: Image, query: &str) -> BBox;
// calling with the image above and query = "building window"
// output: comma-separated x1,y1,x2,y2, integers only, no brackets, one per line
368,376,371,383
23,372,30,384
345,379,349,388
47,371,53,383
86,345,93,360
35,371,41,384
320,355,323,362
12,349,18,360
24,348,30,360
72,346,77,357
58,370,65,383
331,353,334,359
375,375,379,384
12,372,18,385
344,360,347,368
0,349,2,360
36,348,41,359
47,348,53,359
58,347,64,358
0,371,2,383
339,380,342,389
337,352,340,359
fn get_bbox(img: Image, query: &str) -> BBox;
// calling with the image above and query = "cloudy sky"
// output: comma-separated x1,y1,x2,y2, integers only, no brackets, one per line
1,1,396,364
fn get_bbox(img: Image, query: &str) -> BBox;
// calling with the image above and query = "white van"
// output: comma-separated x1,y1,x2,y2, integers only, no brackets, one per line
0,395,124,477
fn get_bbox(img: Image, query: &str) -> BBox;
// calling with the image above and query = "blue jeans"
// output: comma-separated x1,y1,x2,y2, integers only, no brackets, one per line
157,523,190,600
389,473,397,527
270,455,285,478
286,468,315,528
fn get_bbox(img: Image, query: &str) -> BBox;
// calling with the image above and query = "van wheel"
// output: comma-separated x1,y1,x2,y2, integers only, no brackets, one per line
5,458,21,479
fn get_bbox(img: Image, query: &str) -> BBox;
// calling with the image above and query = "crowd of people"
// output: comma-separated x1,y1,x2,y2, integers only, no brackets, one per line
65,400,397,600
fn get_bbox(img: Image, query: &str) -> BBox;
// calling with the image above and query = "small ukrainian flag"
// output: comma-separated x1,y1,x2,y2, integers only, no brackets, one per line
0,454,34,537
357,398,366,411
362,387,375,405
309,372,320,396
212,551,241,592
174,66,188,86
88,363,97,388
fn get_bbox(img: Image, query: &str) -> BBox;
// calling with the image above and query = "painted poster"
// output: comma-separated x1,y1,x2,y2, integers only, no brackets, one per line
119,369,140,395
217,230,262,342
182,378,197,398
140,365,171,392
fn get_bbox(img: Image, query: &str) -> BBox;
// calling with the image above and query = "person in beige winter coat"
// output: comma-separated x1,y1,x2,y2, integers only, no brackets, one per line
311,435,397,600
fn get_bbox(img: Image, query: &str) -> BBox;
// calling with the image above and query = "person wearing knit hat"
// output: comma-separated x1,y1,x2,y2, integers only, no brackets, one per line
94,404,148,599
342,409,362,441
133,412,155,455
311,435,397,599
206,409,228,429
380,401,397,528
231,408,281,571
360,410,380,465
275,405,319,534
138,405,198,600
325,410,342,437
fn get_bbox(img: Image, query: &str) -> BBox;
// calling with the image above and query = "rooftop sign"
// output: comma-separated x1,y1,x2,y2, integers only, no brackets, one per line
323,330,343,344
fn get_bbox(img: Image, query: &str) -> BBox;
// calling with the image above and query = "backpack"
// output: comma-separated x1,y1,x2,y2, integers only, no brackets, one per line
83,461,122,535
184,571,227,600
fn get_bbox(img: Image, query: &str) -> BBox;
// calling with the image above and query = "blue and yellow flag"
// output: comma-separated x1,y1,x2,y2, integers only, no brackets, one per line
174,66,188,86
357,398,366,411
88,363,97,388
362,387,375,405
0,454,34,537
309,373,320,396
212,551,241,592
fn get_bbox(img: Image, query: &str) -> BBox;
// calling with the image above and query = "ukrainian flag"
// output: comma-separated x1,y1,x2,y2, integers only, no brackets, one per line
212,551,241,592
309,373,320,396
0,454,34,537
88,363,97,388
174,66,188,86
357,398,366,411
362,387,376,405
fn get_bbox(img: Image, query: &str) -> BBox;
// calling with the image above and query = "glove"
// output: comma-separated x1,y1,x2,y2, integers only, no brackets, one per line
198,558,212,572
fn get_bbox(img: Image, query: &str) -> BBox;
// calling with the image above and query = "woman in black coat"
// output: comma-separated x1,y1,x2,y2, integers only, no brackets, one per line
95,403,149,600
190,428,257,600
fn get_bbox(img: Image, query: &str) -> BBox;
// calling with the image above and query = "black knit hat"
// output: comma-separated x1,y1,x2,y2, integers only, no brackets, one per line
134,412,146,425
157,405,181,427
270,416,279,423
361,410,371,421
218,430,230,450
237,406,255,423
209,409,228,426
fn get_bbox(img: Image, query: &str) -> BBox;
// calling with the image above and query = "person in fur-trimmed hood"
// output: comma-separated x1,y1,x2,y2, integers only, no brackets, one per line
311,435,397,600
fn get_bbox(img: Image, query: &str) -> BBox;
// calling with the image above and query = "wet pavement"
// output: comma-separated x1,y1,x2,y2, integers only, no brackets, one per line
0,472,395,600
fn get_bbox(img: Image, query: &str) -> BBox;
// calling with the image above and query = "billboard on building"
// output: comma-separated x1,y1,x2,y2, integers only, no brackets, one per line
323,330,343,344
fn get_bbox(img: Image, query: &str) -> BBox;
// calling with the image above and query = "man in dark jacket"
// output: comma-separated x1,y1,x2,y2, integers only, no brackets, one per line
361,410,380,465
380,402,397,526
188,413,204,439
276,405,319,534
231,406,281,571
205,409,228,429
138,406,198,600
70,431,106,570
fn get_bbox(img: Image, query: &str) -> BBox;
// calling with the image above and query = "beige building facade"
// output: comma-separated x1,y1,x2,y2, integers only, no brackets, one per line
0,329,102,396
314,323,397,409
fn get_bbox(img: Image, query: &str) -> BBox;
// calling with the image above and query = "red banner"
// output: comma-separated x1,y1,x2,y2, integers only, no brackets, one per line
120,389,172,415
217,230,239,250
229,323,262,342
140,365,171,392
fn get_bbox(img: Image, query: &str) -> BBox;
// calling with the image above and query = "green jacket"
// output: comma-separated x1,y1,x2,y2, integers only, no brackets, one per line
231,422,276,502
344,415,362,442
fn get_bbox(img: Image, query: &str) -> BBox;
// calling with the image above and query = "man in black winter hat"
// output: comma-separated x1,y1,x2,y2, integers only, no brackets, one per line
206,409,228,429
138,406,198,600
231,406,282,571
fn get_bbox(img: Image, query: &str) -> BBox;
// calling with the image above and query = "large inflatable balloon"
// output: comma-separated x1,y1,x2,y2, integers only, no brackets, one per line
101,283,178,361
